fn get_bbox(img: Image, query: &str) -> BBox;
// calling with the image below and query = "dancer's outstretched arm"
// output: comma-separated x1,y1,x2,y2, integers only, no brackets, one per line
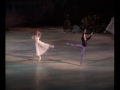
87,32,93,40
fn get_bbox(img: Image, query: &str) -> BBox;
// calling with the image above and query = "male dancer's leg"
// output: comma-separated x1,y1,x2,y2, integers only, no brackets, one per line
66,43,85,65
66,43,83,48
80,46,85,66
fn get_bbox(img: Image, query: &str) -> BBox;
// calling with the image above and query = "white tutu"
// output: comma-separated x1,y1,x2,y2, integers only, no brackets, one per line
34,36,54,56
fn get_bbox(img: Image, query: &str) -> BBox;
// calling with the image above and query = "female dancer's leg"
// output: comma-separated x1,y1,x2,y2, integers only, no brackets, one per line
38,56,41,61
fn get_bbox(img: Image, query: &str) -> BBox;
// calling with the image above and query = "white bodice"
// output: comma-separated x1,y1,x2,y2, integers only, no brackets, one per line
34,36,40,42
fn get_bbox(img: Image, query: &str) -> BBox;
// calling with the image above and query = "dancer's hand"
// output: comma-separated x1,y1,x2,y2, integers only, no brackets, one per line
91,32,94,36
104,31,106,33
32,35,35,40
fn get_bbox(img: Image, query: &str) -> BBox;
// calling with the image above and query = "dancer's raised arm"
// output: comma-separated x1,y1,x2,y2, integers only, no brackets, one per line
37,31,42,38
32,35,35,40
87,32,93,40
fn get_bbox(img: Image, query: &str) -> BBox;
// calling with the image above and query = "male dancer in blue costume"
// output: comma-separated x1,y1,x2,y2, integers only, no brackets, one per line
67,28,94,66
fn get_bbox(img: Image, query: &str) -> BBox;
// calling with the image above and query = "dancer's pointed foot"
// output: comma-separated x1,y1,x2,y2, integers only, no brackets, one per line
39,59,41,62
66,43,71,45
66,43,74,46
80,62,82,66
50,45,54,48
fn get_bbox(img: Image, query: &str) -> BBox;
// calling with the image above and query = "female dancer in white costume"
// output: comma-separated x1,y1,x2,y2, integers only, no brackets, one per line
32,31,54,61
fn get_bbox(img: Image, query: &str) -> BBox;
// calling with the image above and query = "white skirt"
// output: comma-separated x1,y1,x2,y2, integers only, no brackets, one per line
35,40,51,56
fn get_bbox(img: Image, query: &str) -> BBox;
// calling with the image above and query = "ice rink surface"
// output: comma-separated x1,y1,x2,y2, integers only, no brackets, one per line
6,27,114,90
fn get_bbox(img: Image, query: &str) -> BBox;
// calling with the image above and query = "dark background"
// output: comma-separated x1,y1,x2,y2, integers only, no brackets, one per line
5,0,114,27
